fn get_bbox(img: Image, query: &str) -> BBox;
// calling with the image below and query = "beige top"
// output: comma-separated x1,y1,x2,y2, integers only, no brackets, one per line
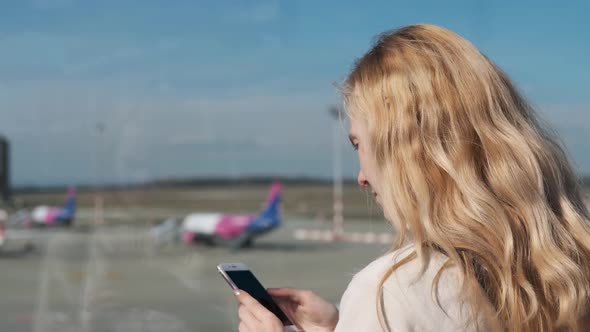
334,244,480,332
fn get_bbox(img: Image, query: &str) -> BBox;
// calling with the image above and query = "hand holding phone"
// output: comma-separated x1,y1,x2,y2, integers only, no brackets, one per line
217,263,298,332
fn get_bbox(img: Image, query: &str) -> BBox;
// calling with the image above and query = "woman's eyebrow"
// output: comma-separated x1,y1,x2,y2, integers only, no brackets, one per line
348,134,357,146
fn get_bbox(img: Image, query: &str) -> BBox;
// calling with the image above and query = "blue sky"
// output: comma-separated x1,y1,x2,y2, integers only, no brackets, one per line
0,0,588,186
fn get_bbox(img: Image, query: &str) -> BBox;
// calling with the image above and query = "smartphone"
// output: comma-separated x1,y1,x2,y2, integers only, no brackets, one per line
217,263,298,332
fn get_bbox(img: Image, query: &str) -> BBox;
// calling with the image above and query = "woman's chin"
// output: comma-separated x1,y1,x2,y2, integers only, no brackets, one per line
373,194,381,206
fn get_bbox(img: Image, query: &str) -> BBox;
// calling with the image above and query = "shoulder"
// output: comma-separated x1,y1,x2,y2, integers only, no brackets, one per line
337,244,475,331
350,243,453,290
351,243,417,285
335,244,416,331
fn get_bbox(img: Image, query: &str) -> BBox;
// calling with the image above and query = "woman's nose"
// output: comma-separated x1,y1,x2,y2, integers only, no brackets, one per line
357,170,369,188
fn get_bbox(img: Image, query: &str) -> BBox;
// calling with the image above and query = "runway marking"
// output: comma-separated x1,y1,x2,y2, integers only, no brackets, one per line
293,229,392,244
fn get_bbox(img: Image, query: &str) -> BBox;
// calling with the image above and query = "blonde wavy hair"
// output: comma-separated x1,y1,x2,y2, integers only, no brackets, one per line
343,24,590,331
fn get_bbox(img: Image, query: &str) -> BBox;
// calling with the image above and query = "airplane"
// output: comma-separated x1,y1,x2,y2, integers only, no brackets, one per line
10,186,77,228
0,187,76,254
151,182,283,250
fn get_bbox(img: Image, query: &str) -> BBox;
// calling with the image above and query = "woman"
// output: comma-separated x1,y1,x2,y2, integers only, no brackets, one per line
235,24,590,332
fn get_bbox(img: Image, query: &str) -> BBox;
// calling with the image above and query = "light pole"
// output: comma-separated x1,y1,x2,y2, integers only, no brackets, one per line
328,105,344,239
94,122,105,226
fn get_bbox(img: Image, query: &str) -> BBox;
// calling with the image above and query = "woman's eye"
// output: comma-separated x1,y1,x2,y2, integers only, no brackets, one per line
352,143,359,151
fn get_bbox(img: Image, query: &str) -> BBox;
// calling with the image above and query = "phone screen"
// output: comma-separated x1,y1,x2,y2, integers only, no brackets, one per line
226,270,293,325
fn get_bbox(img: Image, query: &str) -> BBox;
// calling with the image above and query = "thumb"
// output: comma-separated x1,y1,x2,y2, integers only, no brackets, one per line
268,288,312,308
267,287,301,298
268,288,302,308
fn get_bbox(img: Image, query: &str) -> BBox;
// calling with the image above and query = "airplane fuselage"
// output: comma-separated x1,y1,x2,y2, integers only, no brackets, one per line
176,182,282,249
182,213,255,244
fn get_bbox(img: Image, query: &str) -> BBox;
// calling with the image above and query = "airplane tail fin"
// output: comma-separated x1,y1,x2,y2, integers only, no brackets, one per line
261,181,281,219
245,181,282,235
63,186,77,216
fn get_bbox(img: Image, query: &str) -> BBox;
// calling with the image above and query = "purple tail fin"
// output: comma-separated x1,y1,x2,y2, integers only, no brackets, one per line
246,181,282,233
261,181,281,218
63,186,77,215
265,181,282,205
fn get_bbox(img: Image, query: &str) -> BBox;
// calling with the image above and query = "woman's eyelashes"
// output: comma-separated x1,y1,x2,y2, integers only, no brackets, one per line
348,134,359,151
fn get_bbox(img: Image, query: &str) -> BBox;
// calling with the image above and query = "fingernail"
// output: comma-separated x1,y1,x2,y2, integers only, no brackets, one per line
234,290,240,296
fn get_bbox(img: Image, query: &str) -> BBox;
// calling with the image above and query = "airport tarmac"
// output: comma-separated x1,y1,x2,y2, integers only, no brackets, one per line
0,217,392,332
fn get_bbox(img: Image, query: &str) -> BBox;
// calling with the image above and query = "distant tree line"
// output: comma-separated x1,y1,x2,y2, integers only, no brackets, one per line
11,176,358,193
12,175,590,194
